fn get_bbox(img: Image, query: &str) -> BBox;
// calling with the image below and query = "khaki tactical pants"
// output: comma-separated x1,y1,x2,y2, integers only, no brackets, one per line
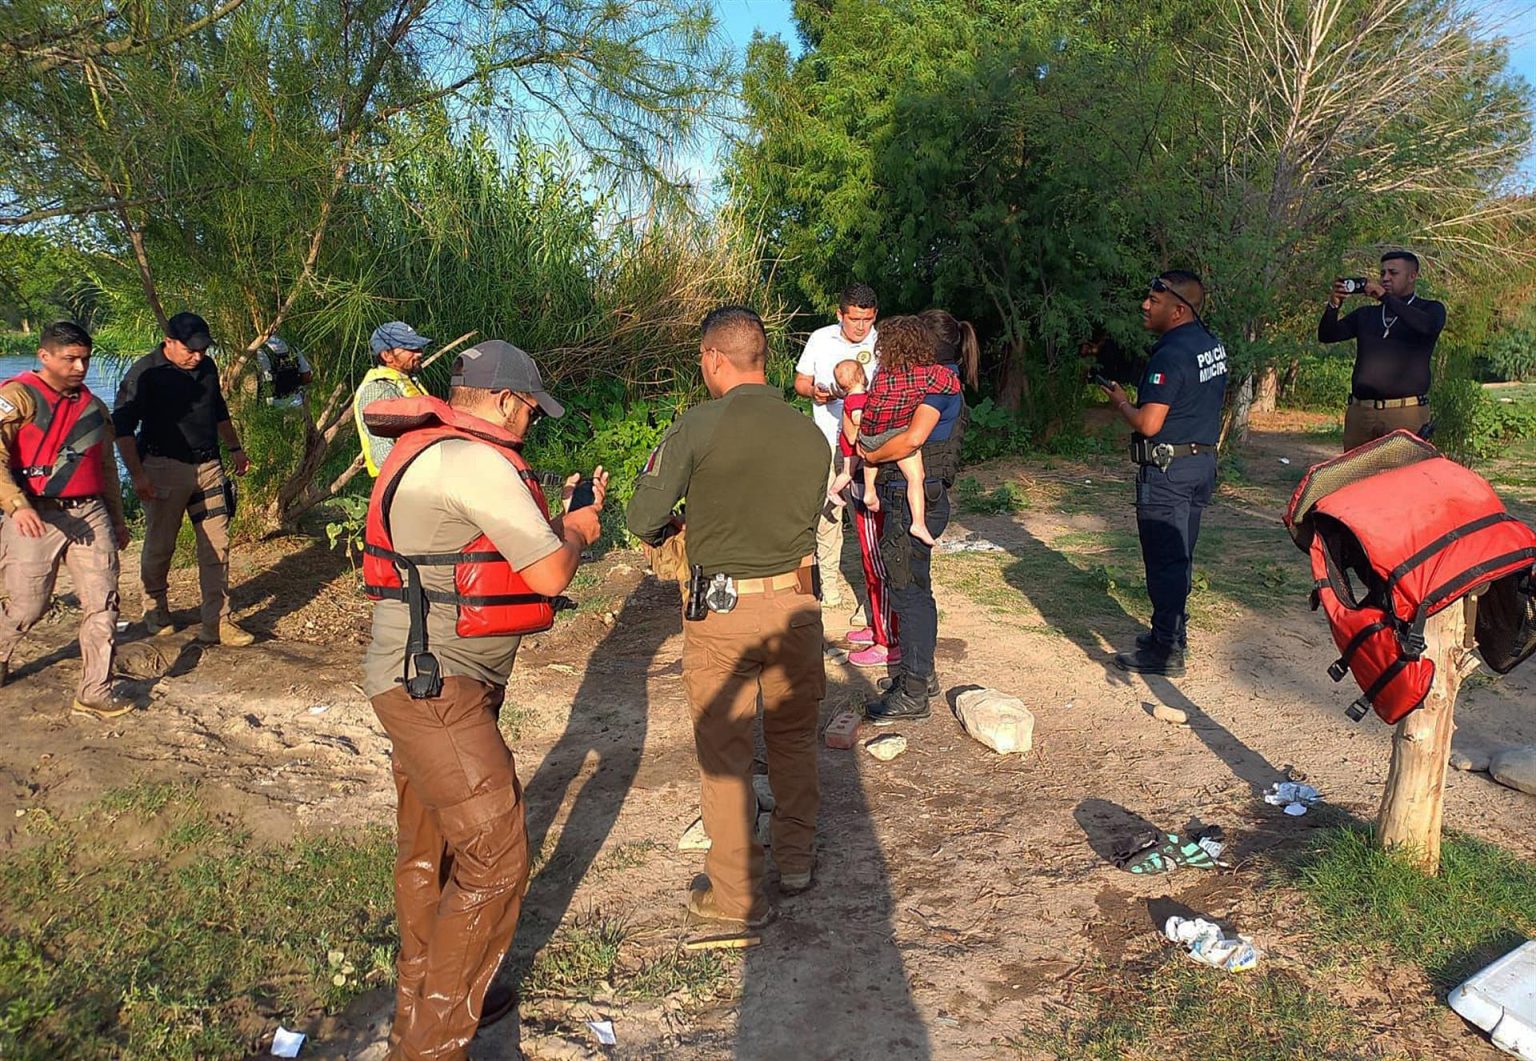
815,454,846,607
140,456,230,628
371,677,529,1061
1342,401,1431,451
682,585,825,919
0,499,120,703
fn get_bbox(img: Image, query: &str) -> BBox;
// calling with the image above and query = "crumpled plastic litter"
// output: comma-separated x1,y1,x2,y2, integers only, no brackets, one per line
1263,781,1320,816
271,1027,306,1057
1164,916,1262,972
587,1020,617,1045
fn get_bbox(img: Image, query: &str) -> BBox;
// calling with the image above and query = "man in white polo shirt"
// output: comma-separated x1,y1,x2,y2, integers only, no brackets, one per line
793,282,878,613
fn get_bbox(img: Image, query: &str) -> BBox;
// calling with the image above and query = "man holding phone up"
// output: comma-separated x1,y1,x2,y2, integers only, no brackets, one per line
1318,250,1446,450
359,339,606,1058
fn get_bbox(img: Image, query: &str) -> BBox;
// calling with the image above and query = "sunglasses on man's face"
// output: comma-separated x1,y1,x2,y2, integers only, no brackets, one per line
1148,277,1200,319
516,394,544,423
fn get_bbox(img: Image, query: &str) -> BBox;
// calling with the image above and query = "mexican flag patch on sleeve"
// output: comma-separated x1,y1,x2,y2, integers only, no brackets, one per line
1148,372,1165,385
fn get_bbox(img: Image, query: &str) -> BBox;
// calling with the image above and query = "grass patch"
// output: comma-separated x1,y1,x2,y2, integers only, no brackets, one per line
1043,953,1366,1060
954,476,1029,514
523,912,729,1002
1287,825,1536,987
593,839,665,875
0,784,396,1059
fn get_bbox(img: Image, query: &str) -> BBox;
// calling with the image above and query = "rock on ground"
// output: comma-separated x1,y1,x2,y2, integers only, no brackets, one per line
954,688,1035,755
1490,745,1536,796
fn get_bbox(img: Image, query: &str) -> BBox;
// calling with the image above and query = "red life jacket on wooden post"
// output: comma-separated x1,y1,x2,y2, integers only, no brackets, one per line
362,396,556,652
1287,435,1536,724
4,371,109,499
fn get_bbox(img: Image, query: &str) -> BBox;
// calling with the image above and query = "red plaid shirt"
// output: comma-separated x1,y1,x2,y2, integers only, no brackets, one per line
860,364,960,436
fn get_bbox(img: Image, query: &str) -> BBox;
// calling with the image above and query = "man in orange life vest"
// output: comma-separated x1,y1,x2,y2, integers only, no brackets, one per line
359,339,606,1060
0,321,132,718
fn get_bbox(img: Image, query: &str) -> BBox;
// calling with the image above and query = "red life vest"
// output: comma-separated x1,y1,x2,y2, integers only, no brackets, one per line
362,396,555,640
4,371,109,499
1288,437,1536,724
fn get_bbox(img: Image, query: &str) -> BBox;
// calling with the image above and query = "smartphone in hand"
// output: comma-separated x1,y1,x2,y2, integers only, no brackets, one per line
568,478,596,511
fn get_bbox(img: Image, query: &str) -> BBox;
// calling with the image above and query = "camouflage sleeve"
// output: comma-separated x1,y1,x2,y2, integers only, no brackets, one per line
0,383,38,515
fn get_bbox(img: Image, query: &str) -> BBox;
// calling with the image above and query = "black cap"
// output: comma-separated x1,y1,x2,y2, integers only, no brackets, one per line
450,340,564,418
166,312,213,352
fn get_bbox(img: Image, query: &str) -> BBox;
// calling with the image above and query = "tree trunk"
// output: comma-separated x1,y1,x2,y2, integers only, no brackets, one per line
996,343,1030,413
1376,603,1468,874
1221,372,1255,446
1280,358,1301,401
1254,364,1279,413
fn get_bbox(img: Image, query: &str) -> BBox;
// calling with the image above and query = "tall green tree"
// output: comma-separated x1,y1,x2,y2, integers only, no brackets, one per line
732,0,1533,440
2,0,735,525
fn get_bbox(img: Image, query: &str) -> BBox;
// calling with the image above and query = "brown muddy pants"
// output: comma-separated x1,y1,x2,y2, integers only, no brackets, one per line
139,455,230,628
371,677,529,1061
682,584,825,920
0,499,119,703
1342,400,1431,451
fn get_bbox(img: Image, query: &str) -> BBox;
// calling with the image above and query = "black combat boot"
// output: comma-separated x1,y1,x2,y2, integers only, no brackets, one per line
1115,643,1187,677
866,676,932,724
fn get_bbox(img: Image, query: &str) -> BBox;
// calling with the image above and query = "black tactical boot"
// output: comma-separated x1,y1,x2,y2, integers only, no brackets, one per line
877,671,940,698
1115,643,1186,677
866,679,932,724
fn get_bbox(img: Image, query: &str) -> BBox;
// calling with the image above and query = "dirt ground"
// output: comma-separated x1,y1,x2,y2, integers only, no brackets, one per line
1,412,1533,1060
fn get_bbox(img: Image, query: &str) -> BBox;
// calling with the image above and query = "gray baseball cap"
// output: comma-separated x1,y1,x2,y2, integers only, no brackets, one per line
451,339,565,419
370,321,430,356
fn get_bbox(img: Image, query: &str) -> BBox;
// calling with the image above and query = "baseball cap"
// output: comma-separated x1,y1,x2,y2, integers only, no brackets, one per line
166,312,213,352
370,321,430,356
451,339,565,419
263,335,290,356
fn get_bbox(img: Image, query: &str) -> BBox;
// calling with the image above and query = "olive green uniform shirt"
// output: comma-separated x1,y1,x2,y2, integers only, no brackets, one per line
626,383,830,578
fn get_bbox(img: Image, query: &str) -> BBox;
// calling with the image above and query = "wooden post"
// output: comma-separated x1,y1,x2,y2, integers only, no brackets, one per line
1376,603,1469,874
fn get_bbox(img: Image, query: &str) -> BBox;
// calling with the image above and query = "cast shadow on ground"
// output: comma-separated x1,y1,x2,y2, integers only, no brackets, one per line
496,584,669,995
730,609,930,1061
232,535,346,637
998,524,1282,794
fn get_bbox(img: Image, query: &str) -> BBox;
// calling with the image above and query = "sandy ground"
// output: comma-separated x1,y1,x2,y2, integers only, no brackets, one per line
1,412,1532,1060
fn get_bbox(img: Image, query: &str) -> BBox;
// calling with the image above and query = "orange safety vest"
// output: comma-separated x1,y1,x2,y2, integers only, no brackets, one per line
4,371,109,499
362,396,555,696
1288,433,1536,724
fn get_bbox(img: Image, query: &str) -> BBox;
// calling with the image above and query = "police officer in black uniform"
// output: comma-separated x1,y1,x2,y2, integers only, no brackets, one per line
1101,271,1228,676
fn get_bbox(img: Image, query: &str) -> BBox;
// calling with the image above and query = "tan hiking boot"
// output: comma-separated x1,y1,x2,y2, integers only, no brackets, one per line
71,698,134,720
778,859,816,896
144,608,176,637
687,881,775,930
198,621,255,647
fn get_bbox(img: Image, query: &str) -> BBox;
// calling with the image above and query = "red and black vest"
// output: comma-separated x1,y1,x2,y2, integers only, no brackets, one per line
4,371,109,499
1288,439,1536,724
362,396,556,643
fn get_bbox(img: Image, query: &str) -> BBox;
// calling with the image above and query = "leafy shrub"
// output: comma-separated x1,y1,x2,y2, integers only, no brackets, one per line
962,397,1032,462
1281,354,1354,410
324,495,370,574
1431,377,1536,461
1485,328,1536,383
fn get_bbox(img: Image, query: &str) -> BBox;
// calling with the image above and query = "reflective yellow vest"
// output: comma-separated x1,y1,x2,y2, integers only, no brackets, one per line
354,366,427,476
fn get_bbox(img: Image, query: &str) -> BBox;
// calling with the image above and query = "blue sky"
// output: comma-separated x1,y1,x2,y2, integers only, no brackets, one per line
710,0,1536,180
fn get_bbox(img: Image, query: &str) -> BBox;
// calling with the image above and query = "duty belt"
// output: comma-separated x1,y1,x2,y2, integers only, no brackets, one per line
1130,440,1209,468
685,558,820,619
146,445,221,463
1348,395,1428,409
29,495,99,509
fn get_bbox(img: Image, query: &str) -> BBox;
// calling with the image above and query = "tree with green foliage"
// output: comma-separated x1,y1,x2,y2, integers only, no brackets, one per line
732,0,1534,445
1,0,737,527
